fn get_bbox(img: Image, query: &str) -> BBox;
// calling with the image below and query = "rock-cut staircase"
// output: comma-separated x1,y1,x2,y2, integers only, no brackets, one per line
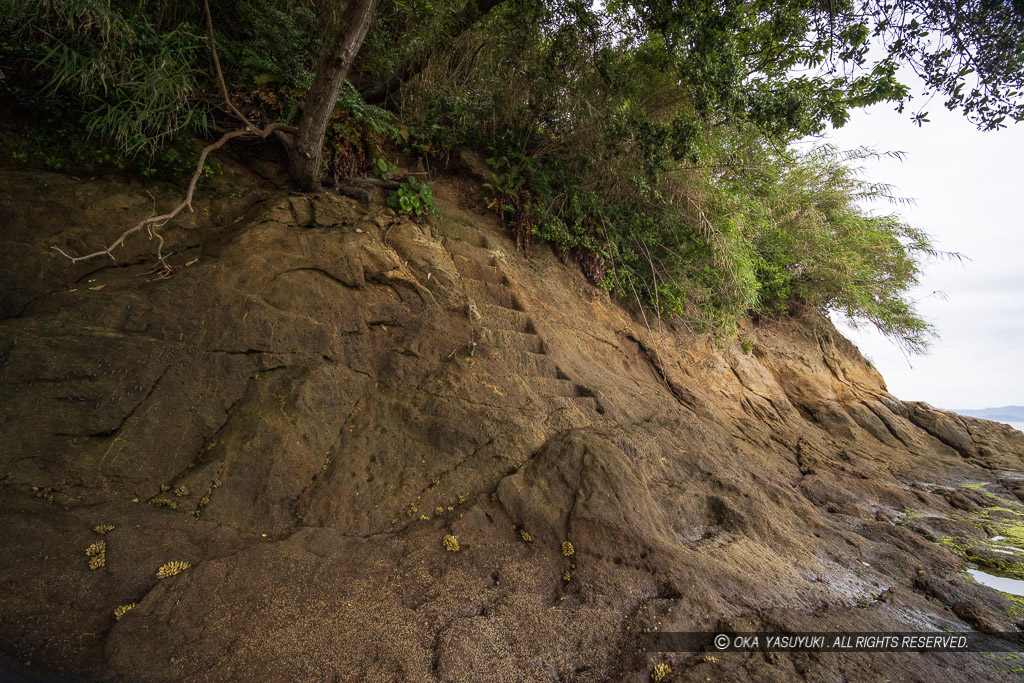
439,218,604,418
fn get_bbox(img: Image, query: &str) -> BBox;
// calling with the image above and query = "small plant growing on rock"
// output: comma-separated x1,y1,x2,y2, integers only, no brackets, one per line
93,524,115,534
652,662,671,681
374,157,398,180
443,534,460,552
156,561,191,579
173,485,190,497
562,541,575,556
387,176,438,218
152,497,177,510
519,529,533,542
741,337,756,354
114,603,136,620
85,540,106,570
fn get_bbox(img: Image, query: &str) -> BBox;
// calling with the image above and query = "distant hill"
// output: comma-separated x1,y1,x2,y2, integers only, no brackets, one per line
953,406,1024,423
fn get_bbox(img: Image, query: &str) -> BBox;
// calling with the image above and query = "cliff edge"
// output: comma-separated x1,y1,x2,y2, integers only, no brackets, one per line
2,157,1023,681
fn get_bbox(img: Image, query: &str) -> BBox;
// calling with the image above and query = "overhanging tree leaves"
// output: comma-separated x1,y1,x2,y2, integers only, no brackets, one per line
0,0,1019,350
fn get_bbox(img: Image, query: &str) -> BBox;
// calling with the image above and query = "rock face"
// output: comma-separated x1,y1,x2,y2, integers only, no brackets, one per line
1,159,1023,681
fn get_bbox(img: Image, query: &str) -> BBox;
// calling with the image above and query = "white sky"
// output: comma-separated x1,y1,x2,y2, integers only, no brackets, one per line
821,100,1024,410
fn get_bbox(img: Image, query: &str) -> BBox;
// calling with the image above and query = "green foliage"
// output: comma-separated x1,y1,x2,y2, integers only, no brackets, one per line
0,0,1009,352
322,84,402,184
9,115,211,178
387,175,437,218
718,145,950,354
375,157,398,180
391,2,971,349
2,0,210,159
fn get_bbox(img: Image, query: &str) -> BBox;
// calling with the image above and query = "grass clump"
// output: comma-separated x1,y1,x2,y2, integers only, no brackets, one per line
156,561,191,579
114,602,136,620
85,540,106,570
652,662,672,682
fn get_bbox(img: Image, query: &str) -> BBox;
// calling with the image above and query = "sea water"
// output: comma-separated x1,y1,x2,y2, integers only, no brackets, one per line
967,569,1024,597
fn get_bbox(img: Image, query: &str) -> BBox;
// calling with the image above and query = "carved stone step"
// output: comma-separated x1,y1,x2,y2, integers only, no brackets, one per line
548,395,606,417
478,304,534,333
476,347,559,376
464,279,522,311
437,219,489,248
527,377,583,397
478,328,545,354
453,255,505,285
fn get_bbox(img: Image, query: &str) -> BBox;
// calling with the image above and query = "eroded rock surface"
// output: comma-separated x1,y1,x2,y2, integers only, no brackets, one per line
2,160,1023,681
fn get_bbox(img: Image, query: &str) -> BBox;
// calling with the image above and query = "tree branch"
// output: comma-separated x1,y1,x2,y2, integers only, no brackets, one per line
204,0,255,130
51,121,296,266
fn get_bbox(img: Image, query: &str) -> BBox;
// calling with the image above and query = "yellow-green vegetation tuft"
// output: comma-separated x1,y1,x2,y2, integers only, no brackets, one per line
994,521,1024,548
160,484,170,492
898,508,925,526
939,535,1024,580
434,507,444,516
93,524,115,534
173,485,190,497
156,560,191,579
562,571,571,582
652,662,671,681
152,497,177,509
1005,594,1024,618
443,534,460,552
85,540,106,570
114,603,136,620
520,529,533,542
562,541,575,556
33,486,55,502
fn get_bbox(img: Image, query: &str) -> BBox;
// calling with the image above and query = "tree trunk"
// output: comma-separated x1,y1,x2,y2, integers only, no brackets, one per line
288,0,379,191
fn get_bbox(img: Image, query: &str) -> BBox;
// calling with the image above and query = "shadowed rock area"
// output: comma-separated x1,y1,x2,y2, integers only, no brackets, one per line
2,154,1024,681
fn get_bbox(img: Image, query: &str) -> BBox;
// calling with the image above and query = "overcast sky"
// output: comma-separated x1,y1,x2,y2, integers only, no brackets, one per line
819,99,1023,411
